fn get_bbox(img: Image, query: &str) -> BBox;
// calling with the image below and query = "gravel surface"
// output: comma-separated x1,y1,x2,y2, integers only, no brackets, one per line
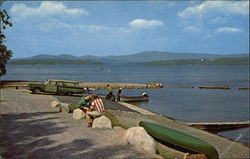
1,88,249,159
0,88,161,159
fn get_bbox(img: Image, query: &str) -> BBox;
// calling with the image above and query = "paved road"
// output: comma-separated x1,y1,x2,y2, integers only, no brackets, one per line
0,88,160,159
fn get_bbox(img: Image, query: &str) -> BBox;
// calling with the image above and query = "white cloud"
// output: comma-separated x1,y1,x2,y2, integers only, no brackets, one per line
178,1,249,18
216,27,243,33
79,25,110,32
209,17,227,24
10,1,89,17
38,19,73,31
182,26,202,33
129,19,163,28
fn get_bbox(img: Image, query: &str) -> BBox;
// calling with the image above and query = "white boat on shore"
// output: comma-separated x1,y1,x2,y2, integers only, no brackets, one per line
120,93,149,102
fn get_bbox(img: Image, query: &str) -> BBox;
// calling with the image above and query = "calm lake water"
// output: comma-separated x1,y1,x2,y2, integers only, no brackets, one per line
2,64,249,144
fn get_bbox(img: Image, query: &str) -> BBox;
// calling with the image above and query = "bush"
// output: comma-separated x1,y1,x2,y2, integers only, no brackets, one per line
68,103,79,113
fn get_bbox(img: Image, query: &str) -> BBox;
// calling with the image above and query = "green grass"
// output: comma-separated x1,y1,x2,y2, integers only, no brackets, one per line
104,110,129,129
68,103,79,110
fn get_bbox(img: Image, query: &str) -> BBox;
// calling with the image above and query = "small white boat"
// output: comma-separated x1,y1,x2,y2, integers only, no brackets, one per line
120,93,149,102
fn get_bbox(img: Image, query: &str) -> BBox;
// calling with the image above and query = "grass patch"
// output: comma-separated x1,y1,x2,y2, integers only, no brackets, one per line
67,103,79,113
105,110,129,129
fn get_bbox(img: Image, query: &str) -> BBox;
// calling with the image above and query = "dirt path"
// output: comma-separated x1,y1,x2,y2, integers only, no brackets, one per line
0,88,161,159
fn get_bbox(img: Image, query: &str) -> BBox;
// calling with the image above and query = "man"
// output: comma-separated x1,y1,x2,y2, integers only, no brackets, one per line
78,95,91,111
116,88,122,101
106,84,113,100
86,93,105,127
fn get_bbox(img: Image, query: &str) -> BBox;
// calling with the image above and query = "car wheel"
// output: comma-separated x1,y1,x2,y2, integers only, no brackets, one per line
33,88,41,94
67,92,73,96
58,92,64,96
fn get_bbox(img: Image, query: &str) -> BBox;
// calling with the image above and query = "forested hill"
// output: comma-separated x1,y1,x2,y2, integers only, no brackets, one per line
80,51,248,62
9,51,248,65
9,58,103,65
139,57,249,66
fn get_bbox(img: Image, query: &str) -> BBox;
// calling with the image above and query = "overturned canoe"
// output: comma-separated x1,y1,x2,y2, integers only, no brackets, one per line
139,121,219,159
120,95,149,102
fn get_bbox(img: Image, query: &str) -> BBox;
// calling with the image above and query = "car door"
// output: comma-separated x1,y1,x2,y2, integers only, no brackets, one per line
45,81,58,93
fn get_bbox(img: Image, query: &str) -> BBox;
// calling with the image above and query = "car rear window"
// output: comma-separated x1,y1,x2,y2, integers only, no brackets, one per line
64,82,76,87
57,82,64,86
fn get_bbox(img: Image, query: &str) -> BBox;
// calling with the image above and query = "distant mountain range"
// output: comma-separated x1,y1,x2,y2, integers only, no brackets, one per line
9,51,249,65
25,54,77,59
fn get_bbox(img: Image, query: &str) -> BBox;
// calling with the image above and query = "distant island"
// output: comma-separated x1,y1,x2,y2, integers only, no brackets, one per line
9,51,249,66
9,58,103,65
139,57,249,66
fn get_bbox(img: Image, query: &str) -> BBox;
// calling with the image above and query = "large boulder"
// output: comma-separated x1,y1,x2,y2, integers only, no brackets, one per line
124,127,156,154
60,102,70,112
51,100,60,108
92,116,112,129
72,108,85,120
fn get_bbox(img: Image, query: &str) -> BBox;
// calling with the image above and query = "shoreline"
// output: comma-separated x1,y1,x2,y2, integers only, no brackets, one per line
53,90,249,158
1,80,249,90
0,80,150,89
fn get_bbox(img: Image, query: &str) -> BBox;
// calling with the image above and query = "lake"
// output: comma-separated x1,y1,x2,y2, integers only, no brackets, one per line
2,64,249,144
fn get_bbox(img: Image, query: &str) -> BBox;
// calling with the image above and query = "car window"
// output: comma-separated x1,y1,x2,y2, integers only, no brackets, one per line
58,82,63,86
64,82,75,87
48,81,56,86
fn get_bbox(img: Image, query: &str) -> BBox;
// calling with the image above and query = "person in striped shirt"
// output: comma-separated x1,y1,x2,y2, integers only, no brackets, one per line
86,93,105,127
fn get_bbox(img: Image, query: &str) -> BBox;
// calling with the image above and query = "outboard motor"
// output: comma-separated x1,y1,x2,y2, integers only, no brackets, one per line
142,92,149,97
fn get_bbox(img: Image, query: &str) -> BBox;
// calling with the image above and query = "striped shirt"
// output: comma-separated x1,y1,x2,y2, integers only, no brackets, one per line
91,98,105,112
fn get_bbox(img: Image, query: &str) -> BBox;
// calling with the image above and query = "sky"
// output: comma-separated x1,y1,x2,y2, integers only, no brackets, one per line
2,1,249,58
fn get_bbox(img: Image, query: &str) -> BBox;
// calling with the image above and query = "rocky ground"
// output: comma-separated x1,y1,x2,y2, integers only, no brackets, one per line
0,88,161,159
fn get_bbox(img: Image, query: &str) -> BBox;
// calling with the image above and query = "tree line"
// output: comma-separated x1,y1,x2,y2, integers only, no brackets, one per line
0,0,12,76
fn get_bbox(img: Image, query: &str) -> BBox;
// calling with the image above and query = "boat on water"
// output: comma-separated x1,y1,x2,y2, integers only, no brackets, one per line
188,121,250,133
139,121,219,159
120,93,149,102
198,86,230,89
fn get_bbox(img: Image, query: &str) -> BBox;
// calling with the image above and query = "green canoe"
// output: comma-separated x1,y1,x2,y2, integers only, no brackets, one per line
139,121,219,159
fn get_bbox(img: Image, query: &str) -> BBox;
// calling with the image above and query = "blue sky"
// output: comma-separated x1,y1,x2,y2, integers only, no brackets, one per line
2,1,249,58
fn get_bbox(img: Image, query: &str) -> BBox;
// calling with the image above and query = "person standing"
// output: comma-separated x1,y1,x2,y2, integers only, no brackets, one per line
116,88,122,101
106,84,113,100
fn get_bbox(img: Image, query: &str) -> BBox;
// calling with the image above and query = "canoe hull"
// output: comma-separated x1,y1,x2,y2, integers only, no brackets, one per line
139,121,219,159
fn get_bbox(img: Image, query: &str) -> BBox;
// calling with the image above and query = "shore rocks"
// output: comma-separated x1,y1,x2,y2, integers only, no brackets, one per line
60,102,70,112
72,108,85,120
124,127,156,154
51,100,60,108
146,83,163,88
92,116,112,129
